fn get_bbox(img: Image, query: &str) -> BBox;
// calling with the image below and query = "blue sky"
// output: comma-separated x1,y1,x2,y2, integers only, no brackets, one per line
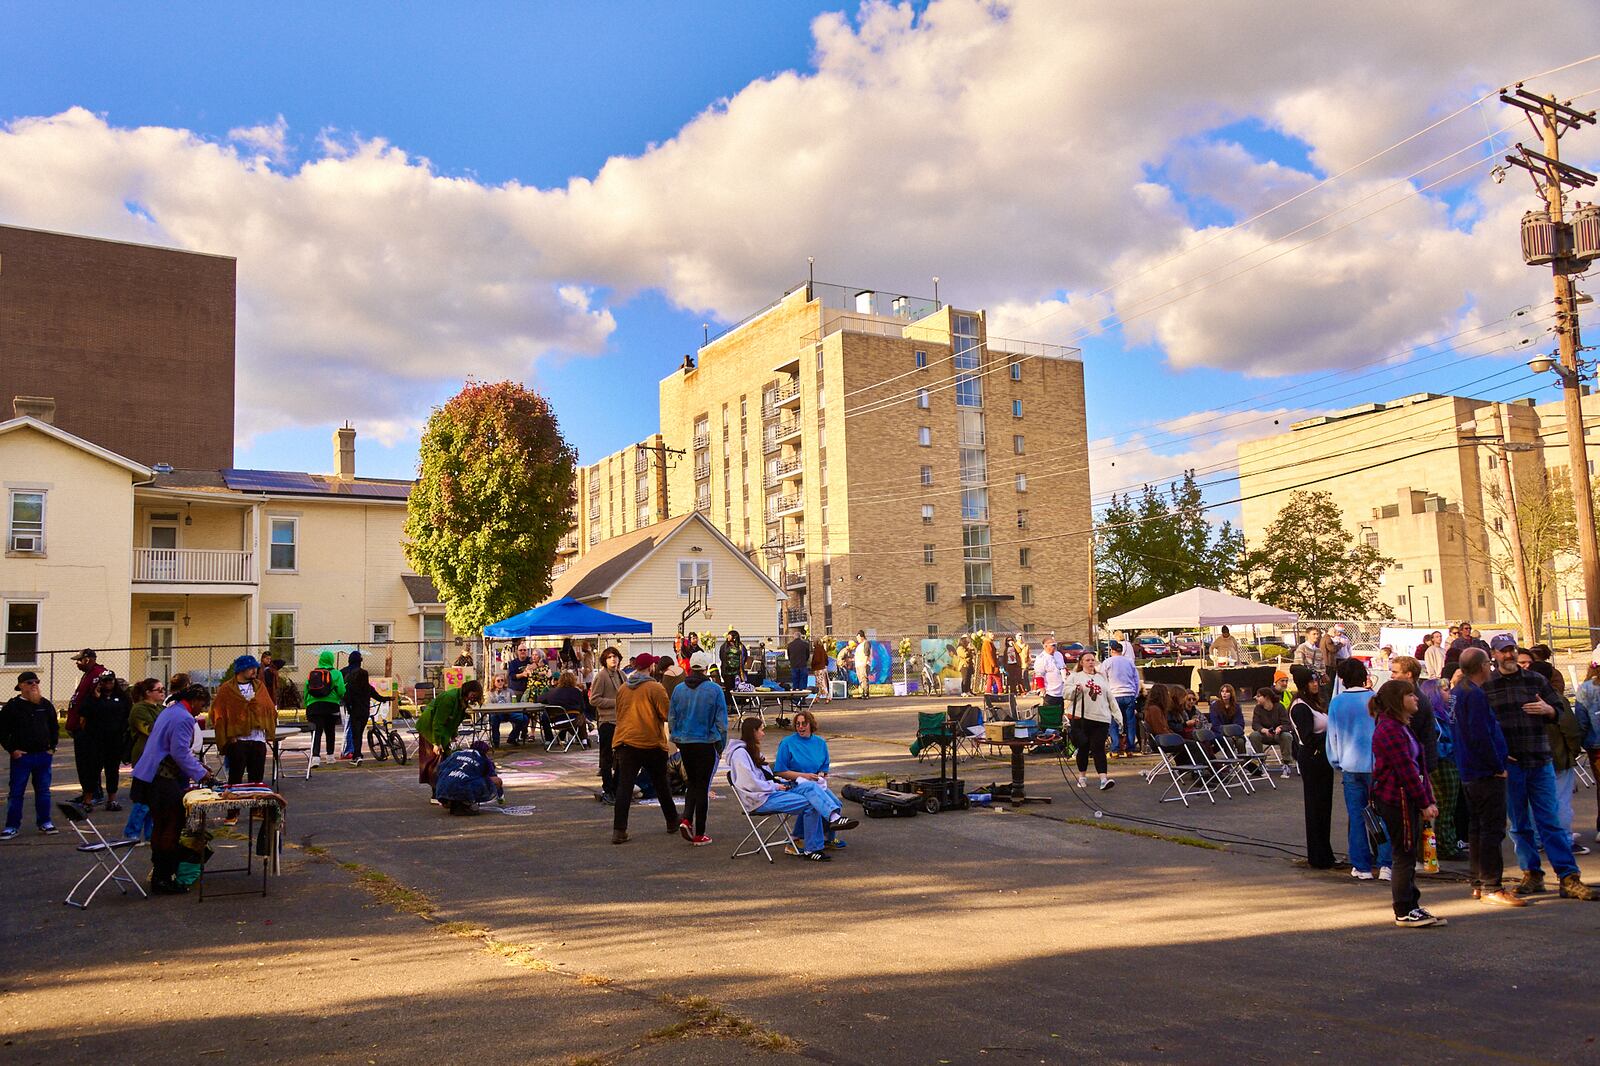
1,2,1582,518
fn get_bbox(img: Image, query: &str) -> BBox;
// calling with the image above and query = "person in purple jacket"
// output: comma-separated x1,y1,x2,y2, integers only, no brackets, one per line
126,684,216,895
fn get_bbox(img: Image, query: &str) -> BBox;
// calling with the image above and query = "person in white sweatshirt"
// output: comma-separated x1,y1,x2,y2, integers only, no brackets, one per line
1066,652,1119,791
726,718,857,861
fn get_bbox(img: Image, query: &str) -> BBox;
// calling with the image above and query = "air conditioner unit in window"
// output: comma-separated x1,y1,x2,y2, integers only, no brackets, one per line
11,535,40,553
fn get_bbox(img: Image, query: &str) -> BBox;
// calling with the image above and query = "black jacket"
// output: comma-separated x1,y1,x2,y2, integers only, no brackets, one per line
81,691,131,735
786,637,810,670
341,664,391,715
1,695,59,754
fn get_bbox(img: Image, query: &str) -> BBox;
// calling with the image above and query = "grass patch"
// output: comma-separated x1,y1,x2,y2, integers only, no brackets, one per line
438,921,489,940
577,973,612,987
566,1057,606,1066
300,842,329,859
1065,816,1223,851
343,862,436,915
482,935,553,972
854,772,889,787
652,993,801,1053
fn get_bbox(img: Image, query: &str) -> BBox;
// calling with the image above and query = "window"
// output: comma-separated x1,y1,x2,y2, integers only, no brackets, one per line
678,559,712,596
918,427,931,447
921,504,935,524
422,615,446,664
925,582,938,604
915,350,927,368
1364,531,1378,549
923,543,936,564
1019,547,1031,568
1423,569,1433,584
8,490,44,553
1477,590,1486,608
961,488,989,521
1493,517,1504,532
1488,454,1497,470
1013,434,1025,455
1396,594,1407,606
1009,361,1022,381
1012,400,1023,418
638,503,650,527
3,601,40,665
921,465,934,487
267,611,296,667
1017,509,1029,530
1015,473,1028,493
368,621,393,645
268,517,298,571
917,389,930,409
927,625,939,637
1021,585,1035,606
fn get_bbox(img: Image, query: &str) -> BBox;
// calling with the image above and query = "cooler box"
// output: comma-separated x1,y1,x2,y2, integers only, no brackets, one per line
985,721,1015,743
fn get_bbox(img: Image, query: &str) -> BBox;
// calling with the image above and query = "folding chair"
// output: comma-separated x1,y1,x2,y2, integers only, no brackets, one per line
1575,757,1595,788
727,771,793,863
1217,724,1278,790
542,705,584,752
912,711,953,762
58,802,147,909
1147,733,1216,806
946,704,985,759
1193,729,1248,796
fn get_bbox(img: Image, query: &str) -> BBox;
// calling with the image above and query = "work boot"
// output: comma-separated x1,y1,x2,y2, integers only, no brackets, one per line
1559,873,1599,901
1514,869,1546,897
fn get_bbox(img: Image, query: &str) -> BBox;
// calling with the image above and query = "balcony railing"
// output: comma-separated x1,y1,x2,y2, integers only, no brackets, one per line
588,506,600,521
767,494,802,519
784,532,805,552
694,461,710,481
763,459,802,489
132,548,254,584
763,420,801,451
635,485,649,502
557,535,580,554
693,433,710,451
784,570,807,589
772,380,801,408
634,452,651,474
786,608,808,626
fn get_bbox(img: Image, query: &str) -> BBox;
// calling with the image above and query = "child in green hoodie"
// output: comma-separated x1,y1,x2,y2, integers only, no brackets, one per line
304,649,346,767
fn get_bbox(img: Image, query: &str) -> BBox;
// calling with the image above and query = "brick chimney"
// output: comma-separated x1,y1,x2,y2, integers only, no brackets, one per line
334,423,356,481
12,396,56,424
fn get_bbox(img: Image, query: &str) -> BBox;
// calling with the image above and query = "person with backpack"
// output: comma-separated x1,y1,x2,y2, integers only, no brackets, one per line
340,650,392,764
303,650,346,768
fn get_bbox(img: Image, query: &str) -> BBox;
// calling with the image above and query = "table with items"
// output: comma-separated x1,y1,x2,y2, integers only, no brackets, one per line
198,725,304,787
181,784,287,900
729,689,814,728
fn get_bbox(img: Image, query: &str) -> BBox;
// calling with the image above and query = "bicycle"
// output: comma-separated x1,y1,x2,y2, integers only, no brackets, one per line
364,701,412,765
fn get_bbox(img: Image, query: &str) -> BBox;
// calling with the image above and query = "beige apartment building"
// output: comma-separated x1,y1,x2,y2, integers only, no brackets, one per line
554,434,672,576
1236,392,1560,626
657,281,1092,641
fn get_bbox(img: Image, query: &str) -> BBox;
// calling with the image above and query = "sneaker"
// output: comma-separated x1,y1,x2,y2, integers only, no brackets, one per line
1572,843,1592,856
1559,873,1599,901
1281,767,1292,779
149,879,188,896
1378,866,1393,882
352,757,362,767
1414,908,1447,927
1514,870,1546,897
1480,889,1529,907
678,819,693,842
599,791,615,806
103,800,123,812
39,822,57,834
0,827,17,841
690,835,714,847
309,756,321,769
1098,778,1115,791
826,815,859,832
611,830,628,845
1351,868,1375,881
1394,909,1438,928
1077,776,1088,788
339,753,354,761
784,845,831,862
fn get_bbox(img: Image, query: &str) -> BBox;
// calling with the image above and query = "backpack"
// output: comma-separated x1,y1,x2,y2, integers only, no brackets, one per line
307,668,334,699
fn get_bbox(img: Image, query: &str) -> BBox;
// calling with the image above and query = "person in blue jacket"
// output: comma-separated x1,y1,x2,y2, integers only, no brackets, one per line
1325,657,1391,880
668,651,727,845
774,708,848,850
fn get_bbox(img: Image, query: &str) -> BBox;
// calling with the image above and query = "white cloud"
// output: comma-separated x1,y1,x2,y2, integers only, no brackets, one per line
0,1,1596,440
1089,407,1325,503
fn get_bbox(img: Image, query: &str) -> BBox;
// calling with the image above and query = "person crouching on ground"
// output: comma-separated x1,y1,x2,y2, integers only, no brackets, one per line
211,655,278,824
611,654,679,844
434,741,503,815
669,651,727,846
416,681,484,788
1066,652,1117,791
775,709,847,851
727,717,856,861
1370,679,1446,928
129,684,216,894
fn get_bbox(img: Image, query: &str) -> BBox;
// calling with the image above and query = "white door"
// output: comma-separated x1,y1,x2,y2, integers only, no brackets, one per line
149,522,179,580
149,624,175,681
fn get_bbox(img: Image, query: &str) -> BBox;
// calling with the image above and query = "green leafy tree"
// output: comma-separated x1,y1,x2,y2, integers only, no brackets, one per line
1095,471,1243,619
1251,491,1392,618
404,380,578,634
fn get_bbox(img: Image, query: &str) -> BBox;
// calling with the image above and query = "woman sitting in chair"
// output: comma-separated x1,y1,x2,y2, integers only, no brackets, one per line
537,671,593,749
727,717,856,862
433,741,503,815
486,675,528,748
775,709,848,851
1207,684,1244,732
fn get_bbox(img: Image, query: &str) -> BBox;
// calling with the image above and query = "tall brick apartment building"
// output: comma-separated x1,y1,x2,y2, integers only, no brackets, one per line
0,224,235,469
660,281,1092,642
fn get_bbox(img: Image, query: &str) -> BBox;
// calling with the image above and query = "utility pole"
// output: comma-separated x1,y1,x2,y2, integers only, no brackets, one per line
1502,84,1600,636
649,437,686,520
1491,403,1537,641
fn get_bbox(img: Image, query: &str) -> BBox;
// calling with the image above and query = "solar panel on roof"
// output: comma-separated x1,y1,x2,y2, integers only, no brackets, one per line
222,469,325,493
335,481,412,499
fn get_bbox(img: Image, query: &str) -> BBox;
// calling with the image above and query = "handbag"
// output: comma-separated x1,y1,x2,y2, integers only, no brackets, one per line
1361,801,1389,855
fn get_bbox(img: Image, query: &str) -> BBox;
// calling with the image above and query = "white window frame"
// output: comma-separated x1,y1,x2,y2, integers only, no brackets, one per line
1015,473,1028,493
267,516,299,573
678,559,712,597
917,389,930,409
421,614,446,664
918,427,931,447
368,621,394,645
3,598,42,666
7,489,46,555
921,504,935,524
267,609,298,668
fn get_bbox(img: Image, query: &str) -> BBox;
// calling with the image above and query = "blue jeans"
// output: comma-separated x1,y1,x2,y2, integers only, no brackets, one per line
1507,760,1579,878
1111,695,1138,752
1342,771,1392,872
7,751,53,830
1555,767,1575,836
123,802,153,842
753,779,841,853
790,667,809,692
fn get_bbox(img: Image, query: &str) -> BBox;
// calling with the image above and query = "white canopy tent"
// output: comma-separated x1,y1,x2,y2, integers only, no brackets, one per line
1104,587,1297,631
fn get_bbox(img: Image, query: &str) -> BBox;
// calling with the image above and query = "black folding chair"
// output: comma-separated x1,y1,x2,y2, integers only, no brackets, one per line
1145,733,1217,806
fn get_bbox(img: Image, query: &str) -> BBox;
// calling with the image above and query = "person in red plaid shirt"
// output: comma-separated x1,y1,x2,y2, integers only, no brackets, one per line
1370,679,1445,928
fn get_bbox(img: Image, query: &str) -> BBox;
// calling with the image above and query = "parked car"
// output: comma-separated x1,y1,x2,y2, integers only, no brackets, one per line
1133,635,1169,659
1059,642,1087,664
1170,634,1204,657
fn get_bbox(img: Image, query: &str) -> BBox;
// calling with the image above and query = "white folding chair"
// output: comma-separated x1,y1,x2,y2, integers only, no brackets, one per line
59,803,147,909
1575,757,1595,789
727,771,793,863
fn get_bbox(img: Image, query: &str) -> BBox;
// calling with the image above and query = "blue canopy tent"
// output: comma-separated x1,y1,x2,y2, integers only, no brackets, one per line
482,596,652,638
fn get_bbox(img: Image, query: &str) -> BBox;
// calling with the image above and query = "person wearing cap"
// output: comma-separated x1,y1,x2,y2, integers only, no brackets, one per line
669,650,727,846
77,671,131,812
211,656,279,822
609,653,679,844
588,646,626,803
1485,634,1597,901
63,649,108,806
1102,640,1141,756
1445,622,1489,671
339,649,392,763
2,672,60,838
129,684,216,893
